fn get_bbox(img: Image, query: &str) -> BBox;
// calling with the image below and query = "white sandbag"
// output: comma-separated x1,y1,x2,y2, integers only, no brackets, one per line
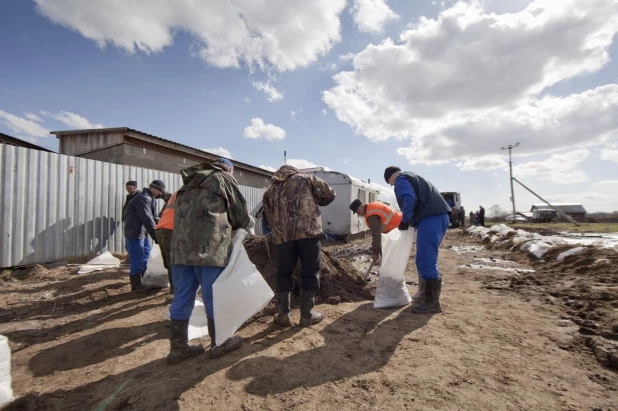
246,216,256,236
78,251,121,274
212,229,274,346
142,244,170,288
374,229,414,309
0,335,13,407
163,296,209,341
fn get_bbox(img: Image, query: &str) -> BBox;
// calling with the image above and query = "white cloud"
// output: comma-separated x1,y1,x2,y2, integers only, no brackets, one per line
243,118,286,140
322,108,328,116
286,158,331,171
259,165,277,172
513,149,589,184
324,0,618,165
0,110,50,139
351,0,399,34
24,112,43,122
252,81,283,102
339,53,355,61
35,0,347,73
600,143,618,163
457,155,508,171
244,97,250,104
202,146,233,159
42,110,103,129
291,109,302,118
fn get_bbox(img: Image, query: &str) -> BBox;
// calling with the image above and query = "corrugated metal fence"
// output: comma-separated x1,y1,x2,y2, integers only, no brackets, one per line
0,145,264,268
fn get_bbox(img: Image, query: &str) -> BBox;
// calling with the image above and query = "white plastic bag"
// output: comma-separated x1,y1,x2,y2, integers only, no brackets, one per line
0,335,13,407
163,296,209,341
212,229,274,345
143,244,170,288
78,251,121,274
374,229,414,309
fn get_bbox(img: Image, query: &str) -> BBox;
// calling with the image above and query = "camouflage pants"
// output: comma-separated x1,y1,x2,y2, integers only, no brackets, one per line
155,228,173,287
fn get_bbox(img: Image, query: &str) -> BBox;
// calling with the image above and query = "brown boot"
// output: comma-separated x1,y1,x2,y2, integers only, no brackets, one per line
166,319,205,365
273,291,292,326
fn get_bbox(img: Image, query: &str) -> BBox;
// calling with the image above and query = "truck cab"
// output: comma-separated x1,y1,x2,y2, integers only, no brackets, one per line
440,192,464,228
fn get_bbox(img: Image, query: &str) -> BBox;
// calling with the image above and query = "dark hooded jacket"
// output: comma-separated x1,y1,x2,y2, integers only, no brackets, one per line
262,165,336,245
123,188,159,239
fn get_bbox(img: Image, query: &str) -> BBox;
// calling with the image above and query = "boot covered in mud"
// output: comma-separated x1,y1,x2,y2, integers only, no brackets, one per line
273,291,292,326
166,319,205,365
411,279,442,314
411,274,426,303
129,274,149,293
299,290,323,327
207,318,243,359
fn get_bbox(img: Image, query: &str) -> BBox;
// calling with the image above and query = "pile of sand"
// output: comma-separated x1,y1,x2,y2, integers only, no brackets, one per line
244,236,374,304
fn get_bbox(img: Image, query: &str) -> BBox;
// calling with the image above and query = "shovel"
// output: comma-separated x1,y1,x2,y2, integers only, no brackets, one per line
364,259,379,281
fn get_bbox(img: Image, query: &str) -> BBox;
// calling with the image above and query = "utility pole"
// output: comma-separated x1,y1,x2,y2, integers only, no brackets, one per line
501,143,519,217
284,151,287,165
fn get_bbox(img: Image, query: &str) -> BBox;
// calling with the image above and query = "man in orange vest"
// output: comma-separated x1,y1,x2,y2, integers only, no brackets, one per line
156,191,178,294
349,199,402,264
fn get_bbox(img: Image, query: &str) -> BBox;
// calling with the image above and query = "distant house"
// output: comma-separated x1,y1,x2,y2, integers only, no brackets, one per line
0,132,53,152
51,127,272,189
530,203,587,222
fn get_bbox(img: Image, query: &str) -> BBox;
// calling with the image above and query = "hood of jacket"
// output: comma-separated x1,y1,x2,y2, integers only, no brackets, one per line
272,165,299,183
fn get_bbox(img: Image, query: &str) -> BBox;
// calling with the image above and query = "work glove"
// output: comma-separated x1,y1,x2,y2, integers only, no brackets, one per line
398,222,409,231
372,250,381,263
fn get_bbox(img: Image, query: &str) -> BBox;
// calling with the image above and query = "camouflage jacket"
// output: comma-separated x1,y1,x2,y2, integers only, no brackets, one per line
262,165,336,245
170,163,250,267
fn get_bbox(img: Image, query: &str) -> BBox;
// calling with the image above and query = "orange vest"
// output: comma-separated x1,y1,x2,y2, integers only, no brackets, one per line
156,191,178,230
364,202,402,233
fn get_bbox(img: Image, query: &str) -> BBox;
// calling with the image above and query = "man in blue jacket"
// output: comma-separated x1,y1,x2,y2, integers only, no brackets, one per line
384,166,451,313
124,179,166,292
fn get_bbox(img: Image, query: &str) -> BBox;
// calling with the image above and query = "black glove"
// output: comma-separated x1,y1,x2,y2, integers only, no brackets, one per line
398,222,409,231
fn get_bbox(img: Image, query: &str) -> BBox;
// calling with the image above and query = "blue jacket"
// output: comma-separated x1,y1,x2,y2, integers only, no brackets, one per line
395,172,451,227
123,188,159,239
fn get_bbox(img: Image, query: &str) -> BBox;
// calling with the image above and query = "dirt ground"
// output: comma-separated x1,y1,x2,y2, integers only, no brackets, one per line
1,230,617,410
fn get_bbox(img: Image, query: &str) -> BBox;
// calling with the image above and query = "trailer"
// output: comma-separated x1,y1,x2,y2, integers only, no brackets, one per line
300,169,382,236
440,192,465,228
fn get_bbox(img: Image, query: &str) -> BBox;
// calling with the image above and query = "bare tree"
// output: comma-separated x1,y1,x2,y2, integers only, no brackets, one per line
488,205,507,219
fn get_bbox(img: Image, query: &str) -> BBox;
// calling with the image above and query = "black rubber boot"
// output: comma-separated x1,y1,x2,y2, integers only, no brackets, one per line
207,318,242,359
273,291,292,326
411,279,442,314
166,319,205,365
299,290,323,327
129,275,148,293
411,275,425,303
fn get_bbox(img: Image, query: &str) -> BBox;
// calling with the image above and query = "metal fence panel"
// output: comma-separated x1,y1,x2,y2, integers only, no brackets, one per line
0,145,265,268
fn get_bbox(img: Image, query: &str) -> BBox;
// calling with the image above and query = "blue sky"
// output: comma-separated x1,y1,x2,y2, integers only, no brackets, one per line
1,0,618,212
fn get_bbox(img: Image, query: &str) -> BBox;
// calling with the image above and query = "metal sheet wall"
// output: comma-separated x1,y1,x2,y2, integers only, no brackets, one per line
0,145,265,268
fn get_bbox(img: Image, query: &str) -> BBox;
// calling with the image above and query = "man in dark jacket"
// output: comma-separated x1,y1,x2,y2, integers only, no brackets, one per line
384,166,451,314
263,165,336,327
479,205,486,227
122,181,140,222
124,179,165,292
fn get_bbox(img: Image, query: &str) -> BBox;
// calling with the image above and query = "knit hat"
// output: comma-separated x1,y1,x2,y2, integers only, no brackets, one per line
149,179,166,191
214,158,234,172
126,180,138,187
349,199,363,214
383,166,401,183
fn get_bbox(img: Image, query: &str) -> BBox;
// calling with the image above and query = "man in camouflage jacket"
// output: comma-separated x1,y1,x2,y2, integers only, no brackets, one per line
263,165,336,327
166,158,250,365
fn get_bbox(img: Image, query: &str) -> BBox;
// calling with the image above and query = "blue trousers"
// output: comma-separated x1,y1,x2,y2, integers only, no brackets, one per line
170,265,225,320
415,213,449,280
125,236,152,276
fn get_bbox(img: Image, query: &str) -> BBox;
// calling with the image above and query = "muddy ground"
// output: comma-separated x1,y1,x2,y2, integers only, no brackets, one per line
1,231,617,410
